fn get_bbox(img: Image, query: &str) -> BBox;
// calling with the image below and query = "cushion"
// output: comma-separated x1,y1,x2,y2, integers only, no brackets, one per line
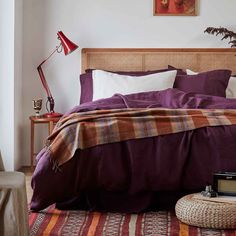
186,69,236,99
80,67,185,104
92,69,177,101
174,70,231,97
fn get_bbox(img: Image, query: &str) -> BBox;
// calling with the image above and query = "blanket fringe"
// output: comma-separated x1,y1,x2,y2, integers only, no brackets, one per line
49,157,62,173
44,145,62,173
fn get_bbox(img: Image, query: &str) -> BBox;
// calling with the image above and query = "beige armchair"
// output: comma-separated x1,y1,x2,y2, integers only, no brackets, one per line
0,151,29,236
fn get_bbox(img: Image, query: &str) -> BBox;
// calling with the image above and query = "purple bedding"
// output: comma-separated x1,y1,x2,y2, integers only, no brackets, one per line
31,88,236,212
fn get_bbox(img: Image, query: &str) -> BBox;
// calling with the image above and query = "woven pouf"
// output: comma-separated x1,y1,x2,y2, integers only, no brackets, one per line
175,194,236,229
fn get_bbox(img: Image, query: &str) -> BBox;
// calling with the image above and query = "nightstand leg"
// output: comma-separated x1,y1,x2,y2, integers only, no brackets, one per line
30,120,35,169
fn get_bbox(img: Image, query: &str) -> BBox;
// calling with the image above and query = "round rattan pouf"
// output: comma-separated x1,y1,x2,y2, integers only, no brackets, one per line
175,194,236,229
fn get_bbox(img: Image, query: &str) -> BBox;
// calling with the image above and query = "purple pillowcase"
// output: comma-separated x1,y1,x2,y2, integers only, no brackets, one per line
80,68,186,104
174,70,232,97
168,65,187,76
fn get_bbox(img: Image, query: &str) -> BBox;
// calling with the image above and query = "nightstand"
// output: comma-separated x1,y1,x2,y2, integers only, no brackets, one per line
29,116,61,168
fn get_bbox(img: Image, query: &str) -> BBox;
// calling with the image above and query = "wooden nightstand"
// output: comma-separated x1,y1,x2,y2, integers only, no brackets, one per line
29,116,61,168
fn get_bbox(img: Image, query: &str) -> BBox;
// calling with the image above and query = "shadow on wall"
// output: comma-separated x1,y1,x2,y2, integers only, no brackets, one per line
0,151,5,171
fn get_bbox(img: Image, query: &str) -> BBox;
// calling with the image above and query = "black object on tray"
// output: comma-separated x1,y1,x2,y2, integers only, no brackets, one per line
213,172,236,196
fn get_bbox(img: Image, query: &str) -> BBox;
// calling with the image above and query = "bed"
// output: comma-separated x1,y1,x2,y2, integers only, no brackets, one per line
31,48,236,213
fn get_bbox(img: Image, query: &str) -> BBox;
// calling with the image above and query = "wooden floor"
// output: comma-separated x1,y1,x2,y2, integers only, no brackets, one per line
19,167,33,203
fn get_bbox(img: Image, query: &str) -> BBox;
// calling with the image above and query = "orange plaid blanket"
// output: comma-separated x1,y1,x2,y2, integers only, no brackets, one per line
46,108,236,166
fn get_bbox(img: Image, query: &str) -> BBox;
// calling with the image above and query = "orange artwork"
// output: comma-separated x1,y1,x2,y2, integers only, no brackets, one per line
154,0,196,16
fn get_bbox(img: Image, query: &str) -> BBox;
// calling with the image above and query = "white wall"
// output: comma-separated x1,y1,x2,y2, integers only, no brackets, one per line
14,0,23,170
0,0,15,170
21,0,236,165
0,0,23,170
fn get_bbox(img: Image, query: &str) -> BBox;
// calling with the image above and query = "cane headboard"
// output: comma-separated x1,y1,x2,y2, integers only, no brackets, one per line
81,48,236,74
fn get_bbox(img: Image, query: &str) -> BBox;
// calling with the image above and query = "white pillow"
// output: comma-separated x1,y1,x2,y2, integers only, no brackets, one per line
186,69,236,99
92,69,177,101
226,77,236,98
186,69,198,75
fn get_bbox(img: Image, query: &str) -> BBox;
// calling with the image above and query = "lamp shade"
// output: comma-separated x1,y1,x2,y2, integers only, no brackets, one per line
57,31,78,55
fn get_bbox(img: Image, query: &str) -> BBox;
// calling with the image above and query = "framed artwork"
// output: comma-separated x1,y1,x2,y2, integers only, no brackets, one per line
153,0,197,16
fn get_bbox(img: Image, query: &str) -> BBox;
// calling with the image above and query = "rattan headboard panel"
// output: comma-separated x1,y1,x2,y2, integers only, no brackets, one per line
81,48,236,74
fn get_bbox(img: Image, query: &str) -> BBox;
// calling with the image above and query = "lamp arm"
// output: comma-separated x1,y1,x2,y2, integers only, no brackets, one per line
37,65,54,113
39,44,62,67
37,44,62,113
37,65,52,97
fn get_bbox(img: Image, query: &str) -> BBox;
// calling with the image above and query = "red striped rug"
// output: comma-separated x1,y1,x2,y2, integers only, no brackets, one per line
29,205,236,235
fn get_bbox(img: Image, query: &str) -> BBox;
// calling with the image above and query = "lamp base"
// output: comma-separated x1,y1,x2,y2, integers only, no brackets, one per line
43,112,63,118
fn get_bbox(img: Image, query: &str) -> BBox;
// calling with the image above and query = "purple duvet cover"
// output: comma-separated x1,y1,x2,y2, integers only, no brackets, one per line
31,89,236,212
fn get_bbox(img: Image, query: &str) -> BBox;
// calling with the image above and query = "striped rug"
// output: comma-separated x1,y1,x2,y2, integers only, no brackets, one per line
29,205,236,235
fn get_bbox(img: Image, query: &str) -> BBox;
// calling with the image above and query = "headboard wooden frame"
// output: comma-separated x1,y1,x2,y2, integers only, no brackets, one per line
81,48,236,74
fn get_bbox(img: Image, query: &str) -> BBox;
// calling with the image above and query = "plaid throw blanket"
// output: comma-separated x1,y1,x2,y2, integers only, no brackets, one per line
46,108,236,166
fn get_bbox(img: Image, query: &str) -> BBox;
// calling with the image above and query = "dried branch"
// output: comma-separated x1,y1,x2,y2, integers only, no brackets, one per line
204,27,236,48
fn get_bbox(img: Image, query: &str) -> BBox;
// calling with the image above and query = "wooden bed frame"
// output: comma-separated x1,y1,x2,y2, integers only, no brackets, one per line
81,48,236,74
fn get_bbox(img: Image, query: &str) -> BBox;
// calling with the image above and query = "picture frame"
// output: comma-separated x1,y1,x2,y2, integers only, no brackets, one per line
153,0,197,16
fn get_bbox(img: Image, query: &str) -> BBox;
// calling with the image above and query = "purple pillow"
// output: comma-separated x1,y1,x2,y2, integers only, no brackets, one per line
80,68,172,104
174,70,232,97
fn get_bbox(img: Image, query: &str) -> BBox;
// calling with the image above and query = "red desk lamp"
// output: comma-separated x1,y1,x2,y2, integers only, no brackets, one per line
37,31,78,118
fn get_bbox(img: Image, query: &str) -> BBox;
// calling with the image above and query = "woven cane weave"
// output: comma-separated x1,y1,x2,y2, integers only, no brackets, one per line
175,194,236,229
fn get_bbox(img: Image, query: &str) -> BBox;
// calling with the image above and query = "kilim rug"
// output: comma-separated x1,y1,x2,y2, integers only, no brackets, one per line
29,205,236,236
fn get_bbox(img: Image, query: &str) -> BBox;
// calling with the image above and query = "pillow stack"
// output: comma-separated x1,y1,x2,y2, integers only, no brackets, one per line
80,66,234,103
80,67,184,103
